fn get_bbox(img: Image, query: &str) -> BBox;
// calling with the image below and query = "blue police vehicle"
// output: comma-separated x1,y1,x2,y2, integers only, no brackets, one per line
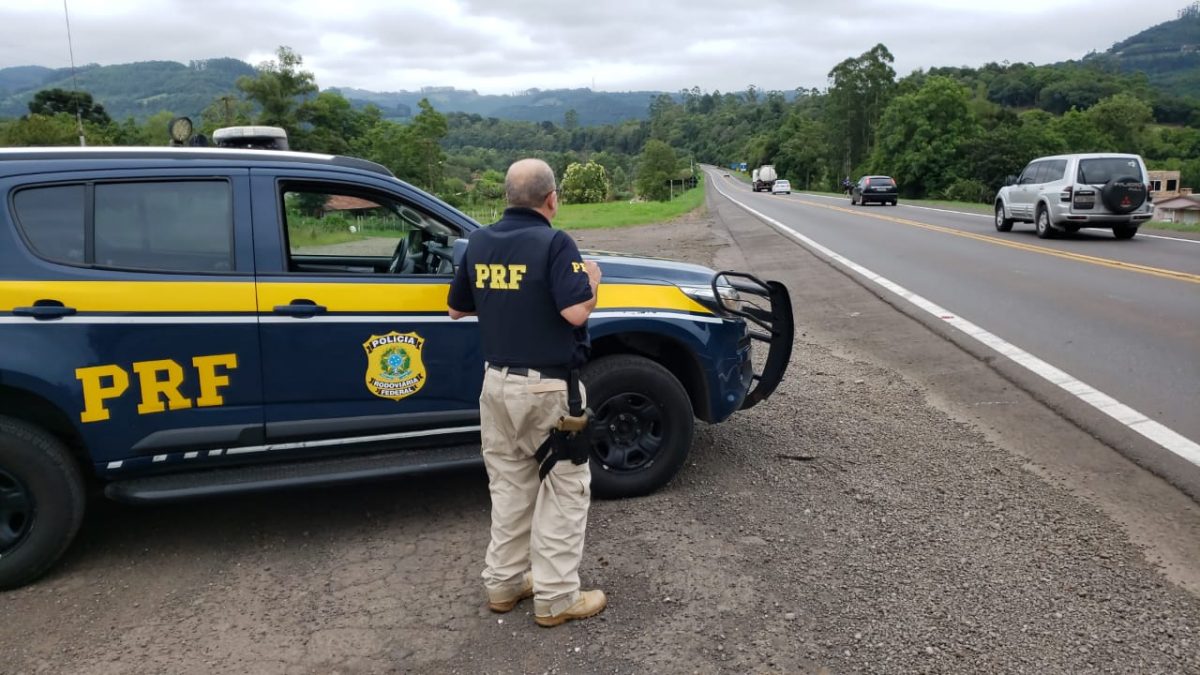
0,146,793,589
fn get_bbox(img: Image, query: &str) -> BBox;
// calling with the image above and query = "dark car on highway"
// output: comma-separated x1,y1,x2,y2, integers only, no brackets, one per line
851,176,898,206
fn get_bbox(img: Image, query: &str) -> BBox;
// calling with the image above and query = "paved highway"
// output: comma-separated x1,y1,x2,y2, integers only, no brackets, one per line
704,167,1200,486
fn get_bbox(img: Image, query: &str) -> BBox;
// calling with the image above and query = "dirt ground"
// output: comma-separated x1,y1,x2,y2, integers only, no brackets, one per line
3,197,1200,674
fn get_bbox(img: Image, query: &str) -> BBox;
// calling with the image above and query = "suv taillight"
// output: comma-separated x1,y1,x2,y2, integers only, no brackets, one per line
1060,185,1073,202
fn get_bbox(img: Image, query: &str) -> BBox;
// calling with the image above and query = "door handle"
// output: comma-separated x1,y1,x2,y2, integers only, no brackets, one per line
273,299,327,317
12,300,77,320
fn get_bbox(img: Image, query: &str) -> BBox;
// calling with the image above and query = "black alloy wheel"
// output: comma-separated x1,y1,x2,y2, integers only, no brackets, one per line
582,355,693,499
592,393,663,475
0,469,33,556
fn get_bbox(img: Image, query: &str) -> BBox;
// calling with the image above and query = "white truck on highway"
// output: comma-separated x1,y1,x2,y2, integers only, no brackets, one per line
752,165,778,192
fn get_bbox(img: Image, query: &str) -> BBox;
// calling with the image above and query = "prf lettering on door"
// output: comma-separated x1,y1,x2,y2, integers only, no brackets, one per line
74,354,238,423
475,264,527,290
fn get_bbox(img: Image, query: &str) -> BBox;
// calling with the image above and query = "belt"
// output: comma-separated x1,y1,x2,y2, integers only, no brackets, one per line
487,364,570,380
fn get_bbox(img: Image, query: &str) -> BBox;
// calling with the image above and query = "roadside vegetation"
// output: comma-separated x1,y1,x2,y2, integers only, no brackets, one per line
1146,220,1200,233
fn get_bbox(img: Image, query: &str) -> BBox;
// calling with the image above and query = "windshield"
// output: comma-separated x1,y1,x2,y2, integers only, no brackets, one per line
1077,158,1142,185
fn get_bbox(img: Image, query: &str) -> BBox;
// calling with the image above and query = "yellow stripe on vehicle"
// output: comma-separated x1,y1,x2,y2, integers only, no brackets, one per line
0,280,257,312
2,280,713,315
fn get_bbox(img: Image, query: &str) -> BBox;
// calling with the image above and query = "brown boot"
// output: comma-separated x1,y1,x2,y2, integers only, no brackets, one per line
534,590,607,627
487,572,533,613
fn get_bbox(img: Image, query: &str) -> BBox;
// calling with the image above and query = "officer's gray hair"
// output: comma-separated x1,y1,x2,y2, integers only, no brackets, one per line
505,159,557,208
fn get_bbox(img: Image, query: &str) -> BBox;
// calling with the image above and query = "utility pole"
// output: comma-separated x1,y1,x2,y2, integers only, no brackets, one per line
63,0,85,146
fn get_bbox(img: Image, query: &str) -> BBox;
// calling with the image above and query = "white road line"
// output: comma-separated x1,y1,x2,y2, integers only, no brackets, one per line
796,191,1200,244
708,171,1200,468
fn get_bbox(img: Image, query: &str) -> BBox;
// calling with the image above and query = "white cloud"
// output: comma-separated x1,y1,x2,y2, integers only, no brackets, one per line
0,0,1183,94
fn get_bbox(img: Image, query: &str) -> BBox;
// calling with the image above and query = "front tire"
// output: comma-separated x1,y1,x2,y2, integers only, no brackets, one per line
994,202,1014,232
582,355,693,499
1035,206,1057,239
0,416,86,590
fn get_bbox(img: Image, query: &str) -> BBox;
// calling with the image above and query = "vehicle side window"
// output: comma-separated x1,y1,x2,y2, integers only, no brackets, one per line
281,182,461,276
1018,162,1042,185
13,185,86,264
12,180,233,272
94,181,233,272
1043,160,1067,183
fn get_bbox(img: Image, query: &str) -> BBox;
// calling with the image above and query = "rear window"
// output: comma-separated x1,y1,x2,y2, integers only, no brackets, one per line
1077,158,1143,185
12,180,234,273
12,185,85,263
1038,160,1067,183
867,177,895,187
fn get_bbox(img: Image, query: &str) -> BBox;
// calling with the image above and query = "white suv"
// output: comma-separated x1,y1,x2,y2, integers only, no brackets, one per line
994,153,1152,240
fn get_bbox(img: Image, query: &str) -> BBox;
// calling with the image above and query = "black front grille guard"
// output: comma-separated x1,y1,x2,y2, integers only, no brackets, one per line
711,271,795,409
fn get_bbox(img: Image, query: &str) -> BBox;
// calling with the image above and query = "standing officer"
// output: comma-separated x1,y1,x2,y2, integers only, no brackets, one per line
447,158,606,627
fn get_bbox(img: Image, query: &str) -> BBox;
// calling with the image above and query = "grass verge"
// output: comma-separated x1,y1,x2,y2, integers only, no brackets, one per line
554,182,706,230
1145,220,1200,234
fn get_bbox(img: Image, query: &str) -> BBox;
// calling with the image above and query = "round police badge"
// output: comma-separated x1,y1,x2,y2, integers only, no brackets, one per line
362,332,427,401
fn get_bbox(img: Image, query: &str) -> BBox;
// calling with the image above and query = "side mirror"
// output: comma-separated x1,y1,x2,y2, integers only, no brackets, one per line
452,238,468,268
1005,174,1017,186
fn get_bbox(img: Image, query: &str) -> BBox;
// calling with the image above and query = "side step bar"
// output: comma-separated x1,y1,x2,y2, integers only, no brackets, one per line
105,445,483,504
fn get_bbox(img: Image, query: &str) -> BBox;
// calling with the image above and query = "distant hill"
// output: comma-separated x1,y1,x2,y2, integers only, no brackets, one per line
0,59,256,121
1086,3,1200,98
0,58,663,125
327,86,662,126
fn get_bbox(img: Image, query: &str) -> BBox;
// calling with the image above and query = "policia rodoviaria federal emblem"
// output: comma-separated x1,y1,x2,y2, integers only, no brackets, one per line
363,332,427,401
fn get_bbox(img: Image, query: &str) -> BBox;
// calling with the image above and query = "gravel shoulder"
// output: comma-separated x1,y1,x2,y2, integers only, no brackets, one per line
2,198,1199,674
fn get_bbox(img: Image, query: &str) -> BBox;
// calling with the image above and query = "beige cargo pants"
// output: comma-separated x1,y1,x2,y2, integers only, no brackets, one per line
479,365,591,617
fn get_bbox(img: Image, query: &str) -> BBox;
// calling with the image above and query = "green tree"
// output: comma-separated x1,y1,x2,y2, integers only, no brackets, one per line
0,113,79,146
1054,108,1108,153
411,99,449,191
28,88,112,125
300,91,379,155
560,161,610,203
869,76,979,197
236,46,318,137
636,139,677,201
1085,93,1154,153
198,95,255,137
826,44,896,174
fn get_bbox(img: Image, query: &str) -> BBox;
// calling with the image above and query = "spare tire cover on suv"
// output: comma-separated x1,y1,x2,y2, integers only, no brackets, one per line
1100,176,1147,214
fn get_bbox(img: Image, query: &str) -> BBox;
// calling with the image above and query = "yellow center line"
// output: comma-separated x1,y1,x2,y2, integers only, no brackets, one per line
796,199,1200,285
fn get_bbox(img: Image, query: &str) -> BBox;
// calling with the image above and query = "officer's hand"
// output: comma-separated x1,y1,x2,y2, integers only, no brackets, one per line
584,260,602,286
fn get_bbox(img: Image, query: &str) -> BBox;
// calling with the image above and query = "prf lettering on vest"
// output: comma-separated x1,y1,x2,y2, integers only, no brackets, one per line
75,353,238,423
475,263,527,290
571,262,587,274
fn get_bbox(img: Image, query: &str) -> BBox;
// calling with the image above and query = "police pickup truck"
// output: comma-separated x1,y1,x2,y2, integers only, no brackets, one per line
0,147,793,589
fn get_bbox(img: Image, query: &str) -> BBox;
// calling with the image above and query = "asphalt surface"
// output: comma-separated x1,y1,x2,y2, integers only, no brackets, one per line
704,169,1200,499
3,196,1200,674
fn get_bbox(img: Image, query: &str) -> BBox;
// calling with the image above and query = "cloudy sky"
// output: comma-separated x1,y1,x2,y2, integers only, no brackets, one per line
1,0,1185,94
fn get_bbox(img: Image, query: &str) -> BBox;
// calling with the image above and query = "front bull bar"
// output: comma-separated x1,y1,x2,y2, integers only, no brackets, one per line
712,271,794,409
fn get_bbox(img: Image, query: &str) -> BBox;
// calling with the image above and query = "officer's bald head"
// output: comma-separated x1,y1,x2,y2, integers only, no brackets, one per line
505,159,557,210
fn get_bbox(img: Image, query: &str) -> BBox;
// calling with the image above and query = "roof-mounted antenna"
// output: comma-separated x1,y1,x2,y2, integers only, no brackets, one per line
62,0,85,147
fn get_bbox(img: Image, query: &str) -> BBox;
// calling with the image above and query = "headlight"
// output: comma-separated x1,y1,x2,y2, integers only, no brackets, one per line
681,285,743,314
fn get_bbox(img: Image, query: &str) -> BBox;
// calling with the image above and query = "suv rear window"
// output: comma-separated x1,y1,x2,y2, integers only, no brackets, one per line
1077,158,1142,185
13,180,234,273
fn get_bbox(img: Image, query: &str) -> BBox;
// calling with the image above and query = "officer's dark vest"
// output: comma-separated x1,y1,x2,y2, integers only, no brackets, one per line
466,210,586,368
